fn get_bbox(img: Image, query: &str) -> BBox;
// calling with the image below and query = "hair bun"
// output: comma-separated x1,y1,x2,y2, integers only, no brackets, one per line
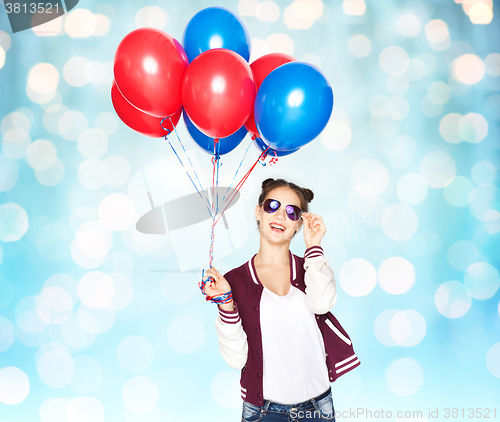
303,188,314,202
261,178,275,190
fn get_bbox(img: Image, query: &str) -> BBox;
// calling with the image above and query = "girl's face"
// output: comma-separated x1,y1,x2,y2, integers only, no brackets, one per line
255,186,303,244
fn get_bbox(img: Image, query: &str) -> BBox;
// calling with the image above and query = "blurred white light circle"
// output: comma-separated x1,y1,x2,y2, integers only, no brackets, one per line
28,63,59,94
64,57,93,87
485,53,500,76
257,1,280,22
38,286,73,325
58,110,89,141
43,273,79,306
95,112,119,135
40,398,71,422
468,2,493,24
0,46,4,69
35,157,65,186
78,271,114,309
135,6,168,29
321,120,351,151
210,371,242,409
249,38,270,62
486,343,500,379
343,0,366,15
391,310,426,347
379,46,410,76
26,139,57,170
452,54,485,85
239,0,260,16
65,9,97,38
0,367,30,404
0,154,18,192
104,156,131,187
98,194,136,231
396,173,428,205
439,113,462,144
377,257,416,295
78,128,108,158
447,240,479,271
122,376,159,413
77,303,115,334
397,14,421,37
419,150,456,188
387,96,410,120
73,220,113,260
471,161,496,185
78,158,108,189
37,350,74,388
386,358,423,395
351,159,389,197
15,295,49,333
69,356,103,393
460,113,488,143
464,262,500,300
109,273,133,310
443,176,475,207
2,128,31,159
427,81,450,105
67,397,105,422
348,34,371,58
425,20,450,50
93,14,111,37
375,309,399,347
0,316,15,352
167,316,205,353
117,335,154,372
468,183,500,222
284,1,315,29
0,203,29,242
339,258,377,297
266,33,294,56
435,280,472,319
381,204,418,241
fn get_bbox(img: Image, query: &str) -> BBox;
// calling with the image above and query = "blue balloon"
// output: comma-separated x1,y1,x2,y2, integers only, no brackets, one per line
182,7,251,63
183,111,247,155
254,62,334,151
253,136,299,157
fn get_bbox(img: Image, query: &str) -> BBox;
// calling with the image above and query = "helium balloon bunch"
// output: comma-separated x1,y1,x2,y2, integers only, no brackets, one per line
111,6,334,271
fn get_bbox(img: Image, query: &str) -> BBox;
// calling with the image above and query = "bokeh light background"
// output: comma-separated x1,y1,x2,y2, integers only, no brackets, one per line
1,0,500,421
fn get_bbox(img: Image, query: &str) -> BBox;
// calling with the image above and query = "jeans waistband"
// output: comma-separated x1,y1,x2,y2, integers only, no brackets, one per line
262,386,331,413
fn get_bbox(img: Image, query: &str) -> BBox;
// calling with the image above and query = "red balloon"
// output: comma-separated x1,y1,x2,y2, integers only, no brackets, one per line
114,28,189,118
111,80,181,138
245,53,295,138
182,49,256,139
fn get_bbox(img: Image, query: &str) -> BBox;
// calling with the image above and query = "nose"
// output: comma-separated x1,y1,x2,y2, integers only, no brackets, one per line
275,207,286,220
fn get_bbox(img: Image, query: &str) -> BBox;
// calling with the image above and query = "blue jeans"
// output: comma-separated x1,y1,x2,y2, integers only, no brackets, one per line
241,387,335,422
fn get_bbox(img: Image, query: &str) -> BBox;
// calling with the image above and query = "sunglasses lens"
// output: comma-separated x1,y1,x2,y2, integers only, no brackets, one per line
285,205,301,221
264,199,280,213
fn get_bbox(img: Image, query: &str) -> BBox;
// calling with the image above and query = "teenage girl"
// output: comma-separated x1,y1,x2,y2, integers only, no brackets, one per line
201,178,351,421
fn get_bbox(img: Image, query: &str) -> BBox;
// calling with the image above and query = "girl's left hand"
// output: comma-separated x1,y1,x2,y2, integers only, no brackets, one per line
302,212,326,249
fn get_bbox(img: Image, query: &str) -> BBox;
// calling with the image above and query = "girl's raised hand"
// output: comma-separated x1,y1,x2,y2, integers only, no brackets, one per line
301,212,326,249
199,266,232,299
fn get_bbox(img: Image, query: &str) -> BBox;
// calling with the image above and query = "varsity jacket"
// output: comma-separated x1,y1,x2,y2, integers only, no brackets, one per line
214,246,361,407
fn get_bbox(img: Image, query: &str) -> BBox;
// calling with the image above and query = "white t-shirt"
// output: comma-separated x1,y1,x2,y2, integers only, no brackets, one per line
260,284,330,404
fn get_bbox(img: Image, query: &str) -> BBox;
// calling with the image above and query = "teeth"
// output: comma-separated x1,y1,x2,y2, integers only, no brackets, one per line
271,224,285,231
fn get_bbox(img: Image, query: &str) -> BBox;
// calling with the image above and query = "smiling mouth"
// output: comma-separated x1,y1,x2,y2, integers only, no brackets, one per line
270,223,285,232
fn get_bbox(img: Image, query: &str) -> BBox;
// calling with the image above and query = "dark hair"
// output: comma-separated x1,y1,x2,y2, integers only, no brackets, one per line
256,178,314,233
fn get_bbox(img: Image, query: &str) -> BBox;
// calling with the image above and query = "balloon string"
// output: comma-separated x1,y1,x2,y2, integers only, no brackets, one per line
167,116,213,213
213,147,270,227
219,137,254,211
161,117,214,219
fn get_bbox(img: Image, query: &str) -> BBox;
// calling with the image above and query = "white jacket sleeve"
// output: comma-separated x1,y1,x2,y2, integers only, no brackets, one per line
303,246,338,315
214,300,248,370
